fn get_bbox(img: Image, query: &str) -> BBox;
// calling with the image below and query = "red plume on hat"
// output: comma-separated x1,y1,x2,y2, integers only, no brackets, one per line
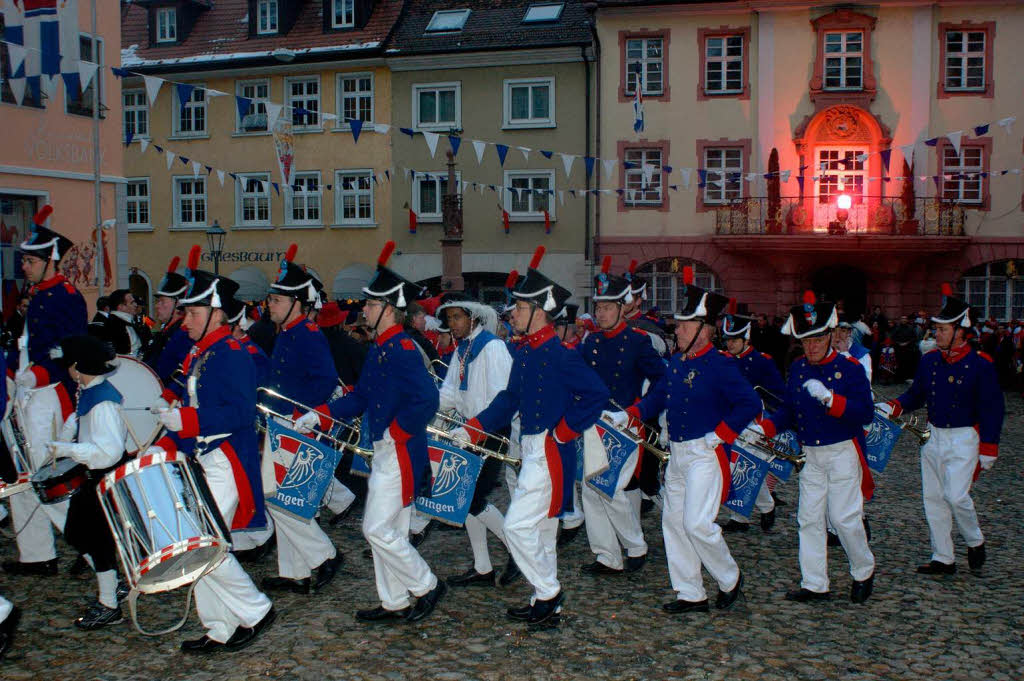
529,245,546,270
187,245,201,271
378,240,396,267
941,282,954,297
601,255,611,274
728,298,737,315
33,205,53,227
628,259,638,275
504,270,519,289
682,265,694,286
284,243,298,263
166,256,180,273
803,290,816,305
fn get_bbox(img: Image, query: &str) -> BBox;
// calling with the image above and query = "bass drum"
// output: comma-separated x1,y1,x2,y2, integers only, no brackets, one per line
109,355,165,452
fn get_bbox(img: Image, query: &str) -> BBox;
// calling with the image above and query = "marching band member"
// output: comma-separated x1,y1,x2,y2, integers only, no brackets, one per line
578,257,665,574
148,246,275,653
102,289,146,357
4,206,87,577
225,298,270,387
721,300,780,533
299,242,445,623
554,304,581,348
435,291,520,587
142,255,193,400
553,300,586,548
260,245,345,594
757,292,876,605
47,335,129,629
618,267,758,615
453,246,609,627
835,318,873,384
885,284,1003,575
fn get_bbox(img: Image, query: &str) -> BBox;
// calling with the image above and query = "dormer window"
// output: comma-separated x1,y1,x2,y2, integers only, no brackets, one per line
332,0,355,29
523,3,563,23
257,0,278,35
156,7,176,43
425,9,470,33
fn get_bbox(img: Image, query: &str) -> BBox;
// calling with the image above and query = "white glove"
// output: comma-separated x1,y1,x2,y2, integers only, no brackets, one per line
658,427,669,448
979,455,996,471
746,422,765,437
874,402,893,417
144,445,166,457
602,410,629,429
153,407,183,432
802,379,833,407
14,369,36,389
293,411,321,434
48,441,77,459
448,427,471,445
704,431,723,450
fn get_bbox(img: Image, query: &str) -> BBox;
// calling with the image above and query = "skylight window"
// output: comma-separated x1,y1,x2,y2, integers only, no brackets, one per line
523,3,564,23
425,9,470,33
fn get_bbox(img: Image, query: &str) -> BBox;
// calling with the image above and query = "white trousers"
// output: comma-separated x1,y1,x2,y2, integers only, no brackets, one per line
663,439,740,601
560,482,585,530
504,433,561,602
409,508,431,534
0,594,11,622
465,504,507,574
194,449,273,643
323,478,356,516
8,386,68,562
363,436,437,611
798,441,875,593
921,426,984,564
582,449,647,569
231,516,275,551
267,504,336,580
728,477,776,523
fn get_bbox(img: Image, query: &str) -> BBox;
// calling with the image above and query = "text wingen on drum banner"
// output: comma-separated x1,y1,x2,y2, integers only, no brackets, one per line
265,420,341,523
765,430,801,482
865,412,902,473
724,442,771,518
415,439,484,527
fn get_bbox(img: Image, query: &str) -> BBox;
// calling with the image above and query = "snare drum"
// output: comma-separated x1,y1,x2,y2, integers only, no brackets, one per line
0,377,32,499
31,457,89,504
98,450,229,594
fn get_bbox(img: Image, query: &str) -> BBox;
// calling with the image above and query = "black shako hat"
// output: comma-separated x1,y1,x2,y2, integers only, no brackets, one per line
781,290,838,339
178,245,240,309
19,205,74,262
674,266,729,323
554,302,579,326
156,255,189,298
624,259,647,301
363,241,425,310
593,256,633,304
722,299,753,339
51,334,116,376
270,244,321,308
512,246,571,314
932,282,973,328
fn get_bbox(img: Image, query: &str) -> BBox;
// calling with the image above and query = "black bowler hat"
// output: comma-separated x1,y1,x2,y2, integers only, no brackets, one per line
363,241,425,310
512,246,571,313
270,244,320,307
932,282,973,328
50,334,116,375
19,205,74,262
156,255,189,298
178,245,240,309
674,266,729,323
781,290,838,339
722,299,753,339
593,256,633,304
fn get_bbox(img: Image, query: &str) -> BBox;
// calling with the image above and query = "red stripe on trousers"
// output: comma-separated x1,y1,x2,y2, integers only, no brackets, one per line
395,439,414,507
851,438,875,502
715,444,731,505
219,442,256,530
544,436,563,518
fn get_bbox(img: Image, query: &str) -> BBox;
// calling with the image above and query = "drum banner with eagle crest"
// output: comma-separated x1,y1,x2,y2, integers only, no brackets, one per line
723,441,772,518
414,439,484,527
264,420,342,523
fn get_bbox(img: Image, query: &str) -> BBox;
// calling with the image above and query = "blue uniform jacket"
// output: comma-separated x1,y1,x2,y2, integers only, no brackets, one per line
731,345,785,401
469,325,608,516
894,345,1003,456
264,316,338,415
156,325,264,531
20,274,87,396
578,321,665,409
326,325,439,506
146,318,193,401
240,335,271,388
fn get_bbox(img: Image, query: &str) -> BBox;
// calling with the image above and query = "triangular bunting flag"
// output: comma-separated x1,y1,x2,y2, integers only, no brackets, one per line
448,135,461,156
9,77,26,106
165,150,176,170
796,175,805,194
236,95,252,123
541,150,553,159
879,148,892,172
7,43,26,76
350,118,363,143
997,116,1015,136
900,143,916,171
641,163,655,187
142,75,162,107
272,183,280,196
423,131,440,158
558,190,564,206
974,124,990,137
216,169,226,186
518,146,531,161
496,144,509,166
472,140,486,164
124,128,134,146
266,102,283,127
179,155,190,167
946,131,964,157
560,154,575,178
697,169,707,188
924,137,938,147
204,165,213,175
584,157,596,178
192,161,202,178
602,159,616,179
139,138,150,154
780,169,791,183
176,83,195,115
78,60,99,94
400,127,415,138
680,168,692,189
61,71,80,101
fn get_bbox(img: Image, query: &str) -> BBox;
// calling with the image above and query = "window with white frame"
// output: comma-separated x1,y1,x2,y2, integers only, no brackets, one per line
823,31,863,89
335,170,374,225
704,35,743,94
123,89,148,139
174,177,206,228
413,82,460,130
236,79,269,132
637,259,721,314
703,147,743,204
624,148,663,206
817,149,866,204
174,86,206,136
413,172,460,221
68,34,103,117
337,73,373,127
287,172,322,225
286,77,320,129
959,262,1024,321
125,179,150,229
942,146,984,204
236,174,271,226
625,37,663,95
425,9,471,33
257,0,278,34
332,0,355,28
156,7,176,43
503,78,554,128
504,171,554,220
944,30,986,91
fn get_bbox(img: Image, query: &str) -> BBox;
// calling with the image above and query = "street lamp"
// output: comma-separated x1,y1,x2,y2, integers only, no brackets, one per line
829,194,852,235
205,220,226,274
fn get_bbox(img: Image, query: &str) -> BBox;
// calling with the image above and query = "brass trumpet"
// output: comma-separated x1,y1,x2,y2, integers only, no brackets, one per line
607,400,671,464
430,411,521,469
737,428,806,471
876,406,931,445
257,387,373,459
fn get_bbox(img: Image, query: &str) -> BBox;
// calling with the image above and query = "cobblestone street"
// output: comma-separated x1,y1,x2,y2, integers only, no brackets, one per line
2,389,1021,681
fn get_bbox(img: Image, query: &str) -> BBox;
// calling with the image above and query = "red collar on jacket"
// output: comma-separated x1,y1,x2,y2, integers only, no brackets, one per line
602,321,628,338
732,345,754,359
283,314,306,332
527,324,556,349
807,349,838,366
31,274,68,293
683,342,714,361
943,342,971,364
375,324,403,346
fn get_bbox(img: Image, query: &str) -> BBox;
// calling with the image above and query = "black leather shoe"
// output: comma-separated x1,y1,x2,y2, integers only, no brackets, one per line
69,554,89,576
721,520,749,533
498,554,522,587
760,509,776,532
406,581,447,622
715,572,743,610
827,530,841,547
850,574,874,604
225,607,276,650
968,543,986,572
662,599,709,614
181,635,225,654
447,568,495,587
527,591,563,626
329,503,355,527
355,606,411,622
410,520,436,549
624,554,647,573
233,536,276,564
916,560,956,575
116,580,130,602
785,588,831,603
506,603,532,621
2,558,58,576
74,602,124,630
556,524,582,547
313,553,343,592
363,546,374,559
0,606,21,660
582,560,623,575
260,576,312,594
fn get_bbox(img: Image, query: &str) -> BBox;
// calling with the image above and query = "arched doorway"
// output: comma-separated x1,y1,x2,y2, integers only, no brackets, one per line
811,265,866,320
